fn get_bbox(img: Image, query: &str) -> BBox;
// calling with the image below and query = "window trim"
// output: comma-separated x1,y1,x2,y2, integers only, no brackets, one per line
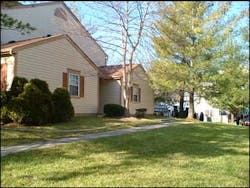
68,69,81,98
132,84,141,103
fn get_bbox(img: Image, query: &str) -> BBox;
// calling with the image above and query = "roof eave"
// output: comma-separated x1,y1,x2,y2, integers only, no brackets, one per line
1,48,13,56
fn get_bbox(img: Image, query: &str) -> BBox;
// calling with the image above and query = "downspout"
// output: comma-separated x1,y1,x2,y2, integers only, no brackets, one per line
1,49,16,91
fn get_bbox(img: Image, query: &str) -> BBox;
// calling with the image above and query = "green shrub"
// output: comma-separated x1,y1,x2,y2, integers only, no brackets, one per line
135,108,147,118
52,88,74,122
9,77,28,97
8,97,29,123
104,104,125,117
30,78,51,95
0,91,12,124
0,91,11,106
20,83,54,125
0,105,12,124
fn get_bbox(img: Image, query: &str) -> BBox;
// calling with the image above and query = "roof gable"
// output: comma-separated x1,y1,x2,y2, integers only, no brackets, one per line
99,64,144,79
1,1,107,66
1,34,99,71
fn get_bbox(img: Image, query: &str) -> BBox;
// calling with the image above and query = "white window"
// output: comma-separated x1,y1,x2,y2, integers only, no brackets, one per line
133,86,140,102
69,73,80,96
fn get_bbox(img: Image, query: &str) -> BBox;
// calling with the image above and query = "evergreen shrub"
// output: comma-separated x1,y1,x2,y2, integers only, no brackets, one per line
104,104,125,117
52,88,74,122
20,82,54,125
9,77,28,97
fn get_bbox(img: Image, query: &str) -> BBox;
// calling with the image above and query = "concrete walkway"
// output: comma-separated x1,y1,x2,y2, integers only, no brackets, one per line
1,126,111,133
1,122,188,157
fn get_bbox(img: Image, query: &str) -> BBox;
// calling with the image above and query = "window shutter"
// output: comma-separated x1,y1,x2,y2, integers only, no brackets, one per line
130,86,133,102
62,72,68,88
139,88,141,102
80,76,84,97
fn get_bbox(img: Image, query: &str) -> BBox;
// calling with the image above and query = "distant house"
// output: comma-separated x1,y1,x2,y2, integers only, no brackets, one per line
182,93,229,123
1,2,154,115
99,64,154,114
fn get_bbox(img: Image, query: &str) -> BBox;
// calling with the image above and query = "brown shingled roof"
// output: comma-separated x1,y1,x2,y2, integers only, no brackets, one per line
1,34,99,71
1,34,65,52
99,64,140,79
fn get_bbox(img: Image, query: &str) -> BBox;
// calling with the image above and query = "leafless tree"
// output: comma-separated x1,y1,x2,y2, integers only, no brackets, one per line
68,1,156,115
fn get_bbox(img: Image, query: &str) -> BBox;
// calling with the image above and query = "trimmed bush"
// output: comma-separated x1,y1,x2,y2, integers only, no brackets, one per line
8,97,29,123
0,91,11,106
135,108,147,118
104,104,125,117
9,77,28,97
0,91,12,124
0,105,12,124
30,78,51,95
52,88,74,122
20,83,54,125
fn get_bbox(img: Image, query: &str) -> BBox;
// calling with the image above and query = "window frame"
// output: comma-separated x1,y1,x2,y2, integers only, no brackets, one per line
132,84,141,103
68,69,81,97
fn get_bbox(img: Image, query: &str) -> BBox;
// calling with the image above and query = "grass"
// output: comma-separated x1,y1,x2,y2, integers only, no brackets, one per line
1,122,249,187
1,115,168,146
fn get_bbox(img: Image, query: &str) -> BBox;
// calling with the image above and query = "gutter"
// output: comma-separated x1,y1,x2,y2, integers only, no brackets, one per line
1,48,13,56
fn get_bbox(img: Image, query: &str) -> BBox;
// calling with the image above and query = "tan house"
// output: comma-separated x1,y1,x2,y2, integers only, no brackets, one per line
99,65,154,114
1,1,107,67
1,34,99,115
1,2,154,115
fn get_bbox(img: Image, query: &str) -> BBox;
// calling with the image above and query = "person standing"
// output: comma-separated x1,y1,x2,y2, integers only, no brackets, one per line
236,114,240,126
199,112,204,121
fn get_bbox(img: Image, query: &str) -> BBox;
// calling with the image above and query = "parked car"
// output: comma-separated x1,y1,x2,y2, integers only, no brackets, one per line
154,103,173,117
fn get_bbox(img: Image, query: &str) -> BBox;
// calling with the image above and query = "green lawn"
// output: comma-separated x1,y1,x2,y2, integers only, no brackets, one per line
1,123,249,187
1,115,167,146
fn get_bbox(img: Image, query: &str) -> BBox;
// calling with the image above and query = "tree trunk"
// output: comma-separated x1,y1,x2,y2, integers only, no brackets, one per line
187,89,195,119
123,68,129,116
122,2,129,117
179,90,185,117
231,113,234,124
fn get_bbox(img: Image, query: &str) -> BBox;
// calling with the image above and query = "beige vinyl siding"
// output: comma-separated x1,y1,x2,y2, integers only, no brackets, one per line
100,79,121,113
1,3,106,67
121,66,154,114
15,38,99,114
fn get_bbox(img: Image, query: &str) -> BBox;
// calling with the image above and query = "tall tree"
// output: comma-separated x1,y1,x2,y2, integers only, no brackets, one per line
149,59,187,116
1,1,36,34
205,40,249,120
150,2,247,119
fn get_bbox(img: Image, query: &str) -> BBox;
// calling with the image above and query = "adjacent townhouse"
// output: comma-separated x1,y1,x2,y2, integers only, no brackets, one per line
1,34,99,115
1,1,154,115
99,64,154,114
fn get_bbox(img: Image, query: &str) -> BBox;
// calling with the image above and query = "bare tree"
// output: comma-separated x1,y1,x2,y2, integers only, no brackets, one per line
69,1,154,115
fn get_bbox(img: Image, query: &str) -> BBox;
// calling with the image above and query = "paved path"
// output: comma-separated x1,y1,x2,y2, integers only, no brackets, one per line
1,122,189,157
1,126,110,133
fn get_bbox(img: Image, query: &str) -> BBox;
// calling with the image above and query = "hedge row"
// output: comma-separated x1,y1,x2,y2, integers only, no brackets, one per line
1,77,74,125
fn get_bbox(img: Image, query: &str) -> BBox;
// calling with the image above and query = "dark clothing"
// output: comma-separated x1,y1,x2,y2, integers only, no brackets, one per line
199,112,204,121
236,116,240,125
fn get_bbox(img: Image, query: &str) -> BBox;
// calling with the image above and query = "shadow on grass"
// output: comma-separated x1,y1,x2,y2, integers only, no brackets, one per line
87,123,249,157
2,123,249,184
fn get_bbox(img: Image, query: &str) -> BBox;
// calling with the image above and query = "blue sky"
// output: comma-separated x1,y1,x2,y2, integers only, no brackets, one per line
21,1,249,67
67,1,249,67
